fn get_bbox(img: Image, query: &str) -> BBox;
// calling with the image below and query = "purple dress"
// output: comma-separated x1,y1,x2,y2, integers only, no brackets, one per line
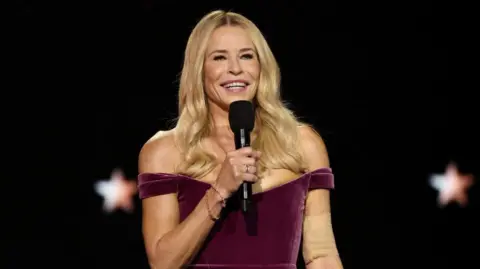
138,168,334,269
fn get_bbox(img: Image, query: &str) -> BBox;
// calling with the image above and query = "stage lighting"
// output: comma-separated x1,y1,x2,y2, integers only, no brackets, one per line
94,168,137,213
429,162,474,208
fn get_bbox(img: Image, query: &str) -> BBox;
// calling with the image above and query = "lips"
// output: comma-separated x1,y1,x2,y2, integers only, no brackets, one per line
221,80,249,92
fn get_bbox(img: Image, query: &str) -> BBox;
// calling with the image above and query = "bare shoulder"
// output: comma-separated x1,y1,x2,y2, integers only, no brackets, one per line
138,129,181,174
297,125,330,170
139,129,182,262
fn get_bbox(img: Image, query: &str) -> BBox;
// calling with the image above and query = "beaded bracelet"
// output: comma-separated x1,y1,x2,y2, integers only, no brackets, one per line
205,190,220,221
210,183,227,208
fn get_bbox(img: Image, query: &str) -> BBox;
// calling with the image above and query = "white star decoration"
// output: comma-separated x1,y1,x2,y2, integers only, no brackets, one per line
94,168,137,213
429,162,474,208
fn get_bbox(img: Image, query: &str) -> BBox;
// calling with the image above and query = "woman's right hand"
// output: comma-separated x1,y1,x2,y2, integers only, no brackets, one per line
214,147,261,199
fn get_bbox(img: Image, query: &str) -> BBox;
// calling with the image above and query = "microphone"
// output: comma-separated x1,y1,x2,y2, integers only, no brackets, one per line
228,100,255,213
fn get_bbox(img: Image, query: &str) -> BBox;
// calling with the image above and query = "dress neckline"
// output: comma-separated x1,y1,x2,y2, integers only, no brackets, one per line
139,167,332,196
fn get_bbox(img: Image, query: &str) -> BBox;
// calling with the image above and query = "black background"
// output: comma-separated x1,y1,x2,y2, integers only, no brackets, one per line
10,0,478,268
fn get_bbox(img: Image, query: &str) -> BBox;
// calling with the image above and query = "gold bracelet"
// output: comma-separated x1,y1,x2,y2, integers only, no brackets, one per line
210,183,227,208
205,190,220,221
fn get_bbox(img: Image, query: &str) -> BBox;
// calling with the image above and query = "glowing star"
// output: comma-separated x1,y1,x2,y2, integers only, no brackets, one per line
94,168,137,213
429,162,474,207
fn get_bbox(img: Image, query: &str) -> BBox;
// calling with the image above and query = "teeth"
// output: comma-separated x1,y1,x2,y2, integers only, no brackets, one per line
224,82,246,88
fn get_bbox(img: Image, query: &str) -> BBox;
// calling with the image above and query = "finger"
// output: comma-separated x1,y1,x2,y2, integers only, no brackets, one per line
253,151,262,159
246,165,257,174
236,147,254,155
232,164,249,178
237,164,256,174
244,164,257,174
241,173,258,182
243,150,261,159
245,150,262,159
231,157,256,166
234,163,252,175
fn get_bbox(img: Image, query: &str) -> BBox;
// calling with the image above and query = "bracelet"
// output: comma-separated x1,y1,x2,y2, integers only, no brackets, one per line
210,183,227,208
205,190,220,221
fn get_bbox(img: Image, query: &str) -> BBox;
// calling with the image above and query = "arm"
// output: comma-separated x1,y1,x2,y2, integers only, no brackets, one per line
139,131,223,269
299,126,343,269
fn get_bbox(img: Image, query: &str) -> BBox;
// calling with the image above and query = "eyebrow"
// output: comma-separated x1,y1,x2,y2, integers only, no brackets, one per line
208,48,255,56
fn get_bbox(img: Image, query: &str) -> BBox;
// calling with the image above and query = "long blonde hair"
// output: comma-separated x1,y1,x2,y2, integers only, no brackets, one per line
173,10,308,178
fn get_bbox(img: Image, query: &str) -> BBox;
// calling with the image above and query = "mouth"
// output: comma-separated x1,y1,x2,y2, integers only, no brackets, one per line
221,81,250,92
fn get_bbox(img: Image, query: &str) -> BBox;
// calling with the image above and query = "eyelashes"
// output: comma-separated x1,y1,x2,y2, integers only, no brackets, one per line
241,53,254,60
213,53,254,61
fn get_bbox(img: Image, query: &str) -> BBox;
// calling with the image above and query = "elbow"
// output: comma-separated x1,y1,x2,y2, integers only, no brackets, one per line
147,241,187,269
305,254,343,269
145,248,161,269
145,250,160,269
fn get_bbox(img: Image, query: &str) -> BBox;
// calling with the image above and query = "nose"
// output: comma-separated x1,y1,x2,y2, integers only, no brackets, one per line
228,57,242,75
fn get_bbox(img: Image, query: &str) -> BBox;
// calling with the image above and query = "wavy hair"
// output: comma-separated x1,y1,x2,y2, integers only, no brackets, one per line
173,10,308,178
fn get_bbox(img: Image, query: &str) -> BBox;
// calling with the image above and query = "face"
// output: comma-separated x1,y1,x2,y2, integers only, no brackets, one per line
203,26,260,109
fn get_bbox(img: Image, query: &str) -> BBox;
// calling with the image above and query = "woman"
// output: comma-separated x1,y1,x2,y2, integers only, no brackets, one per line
138,10,343,269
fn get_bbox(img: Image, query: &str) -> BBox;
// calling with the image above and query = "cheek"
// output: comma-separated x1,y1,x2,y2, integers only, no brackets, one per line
203,65,223,97
245,61,260,78
204,64,223,83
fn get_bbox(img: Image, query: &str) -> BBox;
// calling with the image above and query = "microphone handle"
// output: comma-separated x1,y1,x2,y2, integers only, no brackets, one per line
235,129,252,213
241,181,252,213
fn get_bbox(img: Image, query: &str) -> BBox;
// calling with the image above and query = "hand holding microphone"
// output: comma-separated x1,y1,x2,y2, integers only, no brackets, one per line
213,147,261,200
212,100,257,212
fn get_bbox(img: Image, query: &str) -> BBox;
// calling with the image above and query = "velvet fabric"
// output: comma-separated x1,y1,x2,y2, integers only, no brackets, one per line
138,168,334,269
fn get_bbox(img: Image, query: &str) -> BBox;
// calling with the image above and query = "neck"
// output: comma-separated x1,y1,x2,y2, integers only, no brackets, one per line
207,100,258,139
208,100,232,133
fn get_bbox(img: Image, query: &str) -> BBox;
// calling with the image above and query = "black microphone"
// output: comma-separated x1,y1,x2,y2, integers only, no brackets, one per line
228,100,255,213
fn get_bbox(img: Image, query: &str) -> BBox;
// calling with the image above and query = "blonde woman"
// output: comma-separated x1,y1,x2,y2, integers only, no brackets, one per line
138,10,343,269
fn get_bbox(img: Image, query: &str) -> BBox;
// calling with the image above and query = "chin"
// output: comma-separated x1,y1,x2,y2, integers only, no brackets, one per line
226,91,256,102
212,87,256,108
226,96,254,105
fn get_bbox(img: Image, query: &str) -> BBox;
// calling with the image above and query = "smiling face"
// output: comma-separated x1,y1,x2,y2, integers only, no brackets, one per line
203,25,260,110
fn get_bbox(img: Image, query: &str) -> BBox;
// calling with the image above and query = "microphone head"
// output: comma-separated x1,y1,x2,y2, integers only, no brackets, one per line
229,100,255,131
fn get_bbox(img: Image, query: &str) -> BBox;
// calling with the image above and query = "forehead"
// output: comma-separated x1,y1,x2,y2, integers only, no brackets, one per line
207,26,254,50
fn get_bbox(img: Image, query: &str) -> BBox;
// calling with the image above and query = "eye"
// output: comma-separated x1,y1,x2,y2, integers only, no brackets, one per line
213,55,226,61
241,53,254,59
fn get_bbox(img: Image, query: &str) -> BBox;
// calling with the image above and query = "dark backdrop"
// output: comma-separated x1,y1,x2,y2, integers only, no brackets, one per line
10,1,478,268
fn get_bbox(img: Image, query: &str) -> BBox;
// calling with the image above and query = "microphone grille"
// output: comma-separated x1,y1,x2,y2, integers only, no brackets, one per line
228,100,255,131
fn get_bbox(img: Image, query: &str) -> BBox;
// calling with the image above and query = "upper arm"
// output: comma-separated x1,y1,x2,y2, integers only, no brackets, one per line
299,125,330,171
139,130,182,260
299,126,341,265
298,125,331,215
